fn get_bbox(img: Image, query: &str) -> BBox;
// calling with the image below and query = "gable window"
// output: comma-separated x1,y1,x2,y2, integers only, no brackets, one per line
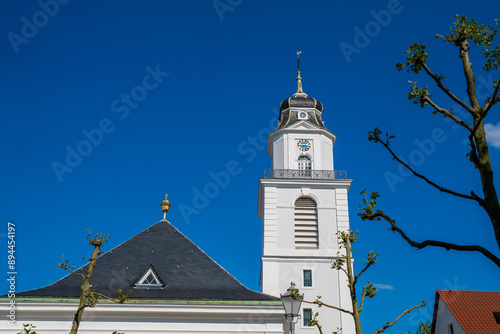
134,266,164,288
303,270,312,287
143,272,158,284
294,197,319,249
447,322,454,334
303,309,313,326
494,312,500,324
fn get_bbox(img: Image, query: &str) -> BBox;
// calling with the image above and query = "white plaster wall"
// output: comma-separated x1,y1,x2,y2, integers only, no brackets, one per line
259,179,351,258
433,298,466,334
259,178,354,334
335,187,350,230
0,301,284,334
272,134,285,170
269,125,335,171
261,258,355,334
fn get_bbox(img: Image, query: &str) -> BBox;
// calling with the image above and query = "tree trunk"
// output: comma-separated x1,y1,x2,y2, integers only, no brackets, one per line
459,35,500,251
345,236,362,334
69,243,102,334
474,121,500,250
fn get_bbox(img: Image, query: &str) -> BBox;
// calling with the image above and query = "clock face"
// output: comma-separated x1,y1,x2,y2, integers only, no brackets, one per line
297,139,311,151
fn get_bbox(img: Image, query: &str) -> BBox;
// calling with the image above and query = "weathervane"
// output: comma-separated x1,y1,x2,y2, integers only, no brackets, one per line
295,51,307,97
297,51,301,71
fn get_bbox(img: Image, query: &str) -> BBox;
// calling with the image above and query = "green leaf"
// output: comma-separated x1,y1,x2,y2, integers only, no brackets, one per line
440,15,500,71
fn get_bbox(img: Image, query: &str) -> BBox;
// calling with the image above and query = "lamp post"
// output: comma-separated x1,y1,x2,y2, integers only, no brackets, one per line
281,282,303,334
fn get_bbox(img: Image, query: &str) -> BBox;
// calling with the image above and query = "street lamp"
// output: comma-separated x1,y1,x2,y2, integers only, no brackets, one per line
281,282,303,334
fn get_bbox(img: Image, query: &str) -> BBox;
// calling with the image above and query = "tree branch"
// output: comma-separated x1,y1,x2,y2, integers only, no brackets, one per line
458,36,482,110
421,62,474,114
313,321,324,334
358,292,366,313
467,133,482,170
353,261,373,287
422,96,473,131
310,313,325,334
66,268,85,279
302,299,354,316
92,292,123,303
373,301,427,334
367,211,500,268
471,111,488,138
483,78,500,113
377,138,482,202
470,80,497,139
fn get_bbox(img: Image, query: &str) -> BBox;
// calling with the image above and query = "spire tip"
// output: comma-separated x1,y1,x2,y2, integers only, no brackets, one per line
294,51,307,97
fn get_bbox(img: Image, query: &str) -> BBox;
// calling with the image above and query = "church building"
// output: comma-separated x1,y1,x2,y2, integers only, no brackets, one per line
1,66,354,334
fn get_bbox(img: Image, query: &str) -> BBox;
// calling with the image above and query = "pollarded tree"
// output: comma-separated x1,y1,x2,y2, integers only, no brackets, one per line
19,231,128,334
56,231,129,334
361,15,500,268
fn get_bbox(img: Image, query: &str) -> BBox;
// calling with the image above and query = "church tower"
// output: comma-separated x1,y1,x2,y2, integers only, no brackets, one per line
258,60,354,333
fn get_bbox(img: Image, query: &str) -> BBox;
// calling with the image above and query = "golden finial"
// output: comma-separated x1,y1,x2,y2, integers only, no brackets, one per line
160,194,171,220
294,51,307,97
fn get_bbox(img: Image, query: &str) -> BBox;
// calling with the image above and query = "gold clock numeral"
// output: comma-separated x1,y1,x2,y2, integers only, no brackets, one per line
298,140,311,151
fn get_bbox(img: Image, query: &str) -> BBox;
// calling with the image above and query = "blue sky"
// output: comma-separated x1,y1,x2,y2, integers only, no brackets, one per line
1,0,499,332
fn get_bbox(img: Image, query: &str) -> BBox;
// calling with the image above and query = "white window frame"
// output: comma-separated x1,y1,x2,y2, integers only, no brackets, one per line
134,266,163,288
303,269,313,288
301,308,315,329
298,155,312,170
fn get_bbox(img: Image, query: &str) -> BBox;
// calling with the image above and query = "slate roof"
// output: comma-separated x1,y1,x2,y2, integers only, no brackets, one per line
277,96,326,130
431,290,500,334
280,96,323,112
17,220,278,301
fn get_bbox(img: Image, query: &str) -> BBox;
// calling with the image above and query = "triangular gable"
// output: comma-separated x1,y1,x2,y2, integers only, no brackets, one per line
134,266,163,288
287,120,323,131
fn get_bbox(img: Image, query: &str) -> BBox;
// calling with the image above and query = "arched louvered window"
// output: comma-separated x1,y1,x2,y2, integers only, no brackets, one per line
294,197,318,249
298,156,311,170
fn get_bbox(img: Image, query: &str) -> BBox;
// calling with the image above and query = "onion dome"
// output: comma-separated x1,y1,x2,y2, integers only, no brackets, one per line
276,70,326,130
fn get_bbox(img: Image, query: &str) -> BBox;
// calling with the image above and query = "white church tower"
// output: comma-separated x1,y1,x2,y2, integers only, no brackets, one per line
258,59,355,333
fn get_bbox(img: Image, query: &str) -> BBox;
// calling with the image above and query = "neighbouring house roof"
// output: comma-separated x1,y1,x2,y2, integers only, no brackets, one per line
431,290,500,334
16,220,278,301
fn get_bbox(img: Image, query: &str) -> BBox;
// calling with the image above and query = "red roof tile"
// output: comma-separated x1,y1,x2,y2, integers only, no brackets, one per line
436,290,500,334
